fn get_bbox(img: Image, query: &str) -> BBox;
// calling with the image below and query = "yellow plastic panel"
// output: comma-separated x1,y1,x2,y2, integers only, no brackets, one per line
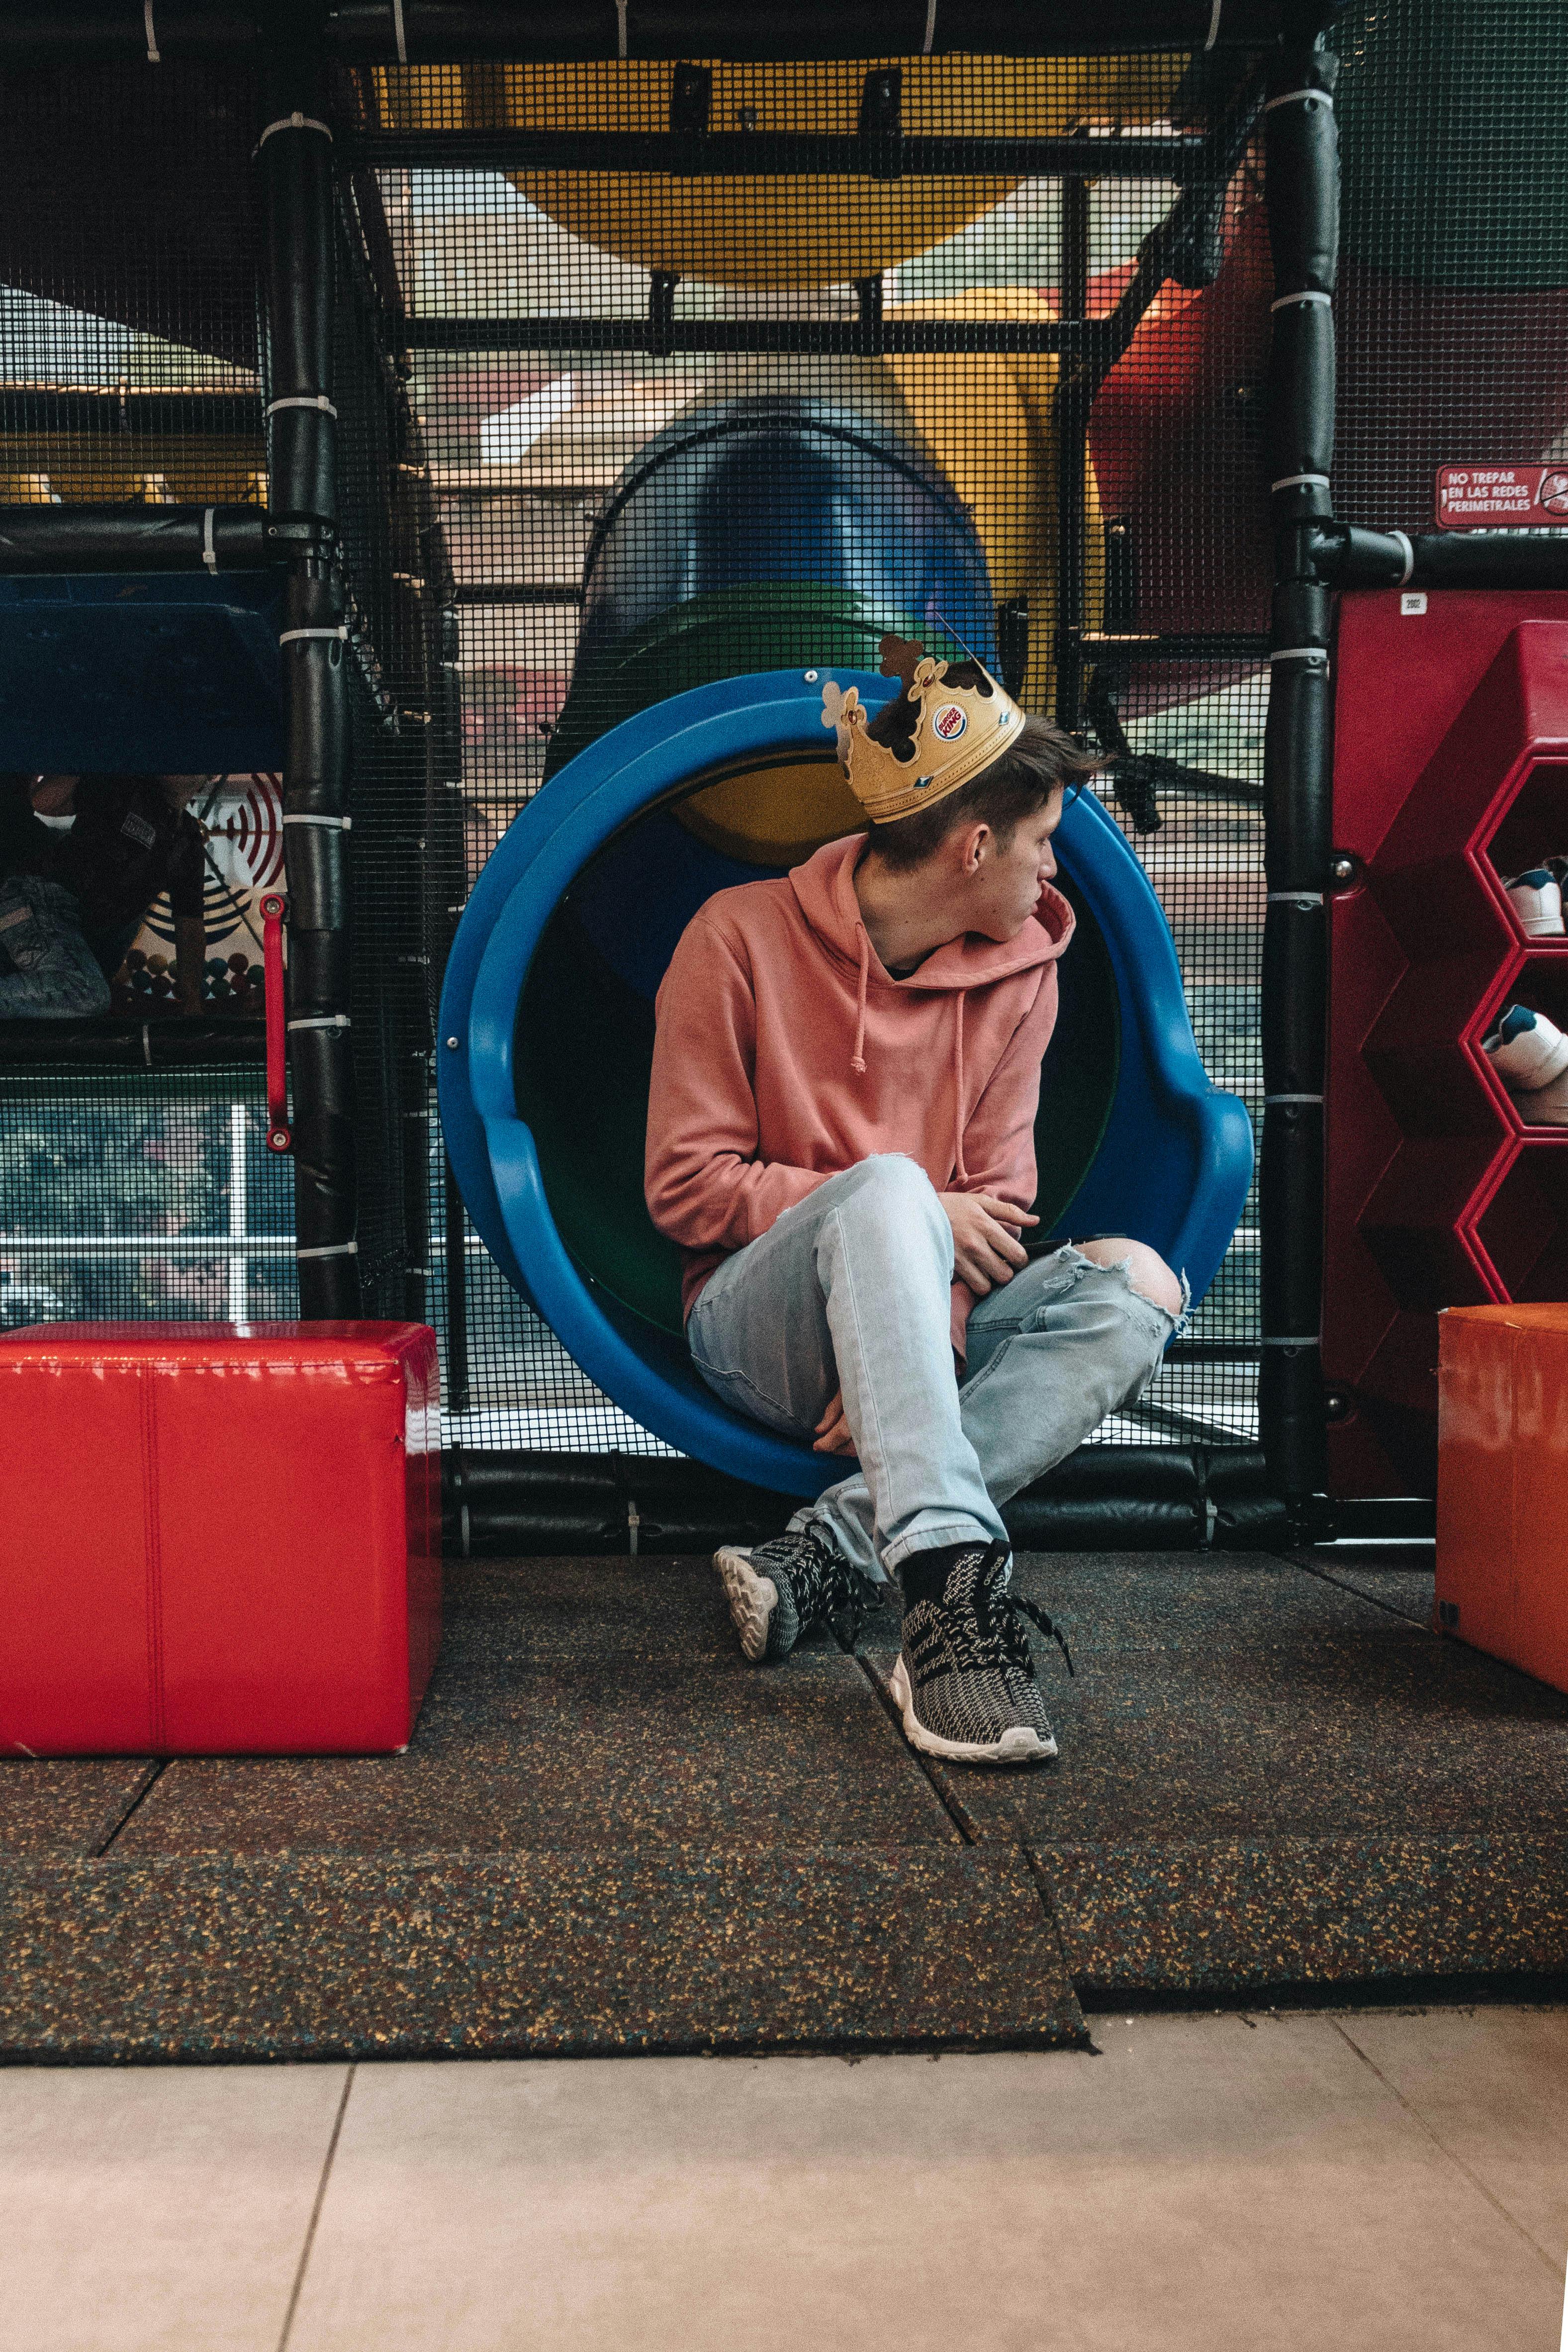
377,55,1184,289
674,753,866,866
884,287,1103,709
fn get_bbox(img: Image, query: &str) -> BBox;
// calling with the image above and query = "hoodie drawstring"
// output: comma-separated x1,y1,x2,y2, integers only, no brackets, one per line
850,922,869,1076
850,923,970,1183
952,991,969,1183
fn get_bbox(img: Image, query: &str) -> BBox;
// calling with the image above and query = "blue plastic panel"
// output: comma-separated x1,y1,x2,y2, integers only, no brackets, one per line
0,572,284,770
439,667,1253,1496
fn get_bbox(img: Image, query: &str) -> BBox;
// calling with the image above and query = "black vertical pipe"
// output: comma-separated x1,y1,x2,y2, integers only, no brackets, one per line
1259,37,1339,1513
257,7,361,1315
1054,177,1092,735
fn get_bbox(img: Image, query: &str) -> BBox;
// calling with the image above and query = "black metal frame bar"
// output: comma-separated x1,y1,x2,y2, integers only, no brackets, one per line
405,317,1117,356
350,130,1205,177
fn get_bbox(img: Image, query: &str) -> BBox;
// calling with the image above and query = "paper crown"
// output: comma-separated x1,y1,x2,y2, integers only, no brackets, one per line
821,634,1025,826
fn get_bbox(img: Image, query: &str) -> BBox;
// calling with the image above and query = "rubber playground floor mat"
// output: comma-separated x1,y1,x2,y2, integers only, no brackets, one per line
1,1549,1566,2056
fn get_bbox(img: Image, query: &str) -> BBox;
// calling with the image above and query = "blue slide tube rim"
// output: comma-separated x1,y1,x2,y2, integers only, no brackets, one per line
438,667,1252,1492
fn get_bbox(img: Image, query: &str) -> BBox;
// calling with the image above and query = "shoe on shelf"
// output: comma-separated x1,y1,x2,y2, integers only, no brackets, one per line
1504,867,1566,937
715,1528,879,1663
886,1541,1073,1767
1483,1004,1568,1123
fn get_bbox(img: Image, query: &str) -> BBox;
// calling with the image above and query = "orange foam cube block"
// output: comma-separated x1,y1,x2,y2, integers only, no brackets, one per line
1437,1303,1568,1692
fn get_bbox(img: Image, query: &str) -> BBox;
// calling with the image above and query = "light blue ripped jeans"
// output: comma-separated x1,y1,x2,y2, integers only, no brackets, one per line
686,1153,1187,1582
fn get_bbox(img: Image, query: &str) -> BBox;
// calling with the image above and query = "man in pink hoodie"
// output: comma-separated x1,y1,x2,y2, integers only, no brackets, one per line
645,641,1185,1765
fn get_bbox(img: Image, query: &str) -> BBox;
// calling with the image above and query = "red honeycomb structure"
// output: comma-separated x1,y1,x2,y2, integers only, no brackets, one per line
1325,589,1568,1495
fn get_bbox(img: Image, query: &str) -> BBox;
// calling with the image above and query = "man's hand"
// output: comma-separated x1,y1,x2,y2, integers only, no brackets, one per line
940,1191,1038,1294
814,1388,855,1457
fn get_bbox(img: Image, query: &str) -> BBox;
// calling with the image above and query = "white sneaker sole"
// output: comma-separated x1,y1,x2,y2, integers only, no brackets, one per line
887,1655,1057,1765
1511,1069,1568,1125
714,1545,779,1664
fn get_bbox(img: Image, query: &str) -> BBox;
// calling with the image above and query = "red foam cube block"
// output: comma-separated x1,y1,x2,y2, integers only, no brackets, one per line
0,1322,441,1756
1436,1303,1568,1694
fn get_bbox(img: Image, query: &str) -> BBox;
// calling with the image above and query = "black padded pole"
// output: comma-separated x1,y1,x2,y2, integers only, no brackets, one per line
256,11,361,1318
0,2,1348,65
1328,525,1568,595
0,505,275,570
1259,36,1338,1519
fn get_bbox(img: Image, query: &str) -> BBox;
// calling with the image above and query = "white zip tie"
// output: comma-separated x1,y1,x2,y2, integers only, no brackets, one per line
142,1022,152,1068
265,394,338,419
1270,646,1329,664
1204,0,1222,49
296,1239,358,1260
1267,890,1324,905
922,0,938,52
201,506,217,572
279,625,349,646
1265,1092,1324,1104
1271,290,1332,311
615,0,628,56
1271,472,1331,493
391,0,408,64
1389,528,1415,587
281,811,352,829
287,1013,353,1031
1263,87,1334,114
257,114,333,148
1262,1334,1319,1347
144,0,160,63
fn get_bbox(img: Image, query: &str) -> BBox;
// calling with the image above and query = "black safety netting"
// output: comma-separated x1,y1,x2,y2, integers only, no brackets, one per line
2,8,1565,1470
359,49,1272,1448
0,57,293,1328
0,1071,295,1327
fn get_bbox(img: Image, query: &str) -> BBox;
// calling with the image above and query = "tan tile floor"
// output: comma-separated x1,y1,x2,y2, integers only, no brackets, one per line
4,2008,1566,2352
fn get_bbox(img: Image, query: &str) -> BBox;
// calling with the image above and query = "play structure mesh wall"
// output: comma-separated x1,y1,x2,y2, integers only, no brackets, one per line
1,4,1565,1473
379,51,1272,1450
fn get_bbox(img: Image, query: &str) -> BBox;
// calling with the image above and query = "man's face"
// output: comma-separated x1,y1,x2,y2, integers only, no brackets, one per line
965,789,1065,941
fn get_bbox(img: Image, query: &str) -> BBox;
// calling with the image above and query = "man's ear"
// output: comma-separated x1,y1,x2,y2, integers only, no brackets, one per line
957,821,991,876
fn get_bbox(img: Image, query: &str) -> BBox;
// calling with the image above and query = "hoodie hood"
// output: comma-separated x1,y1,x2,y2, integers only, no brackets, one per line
788,832,1075,1182
789,832,1074,994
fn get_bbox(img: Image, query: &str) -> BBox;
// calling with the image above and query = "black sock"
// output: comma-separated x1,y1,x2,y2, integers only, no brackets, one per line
899,1539,998,1607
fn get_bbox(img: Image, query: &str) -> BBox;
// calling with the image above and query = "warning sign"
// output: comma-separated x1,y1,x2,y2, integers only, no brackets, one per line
1437,465,1568,529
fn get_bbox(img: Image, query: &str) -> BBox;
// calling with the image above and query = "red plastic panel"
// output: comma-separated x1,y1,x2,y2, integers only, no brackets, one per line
1327,592,1568,1496
0,1322,441,1756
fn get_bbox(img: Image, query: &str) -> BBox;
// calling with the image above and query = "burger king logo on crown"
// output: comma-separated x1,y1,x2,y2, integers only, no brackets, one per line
820,633,1027,827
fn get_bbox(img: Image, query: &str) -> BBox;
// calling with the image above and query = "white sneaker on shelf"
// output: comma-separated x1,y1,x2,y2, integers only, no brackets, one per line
1504,868,1566,937
1483,1005,1568,1123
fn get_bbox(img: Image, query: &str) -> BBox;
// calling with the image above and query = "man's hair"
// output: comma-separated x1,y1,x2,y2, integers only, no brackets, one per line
860,664,1102,872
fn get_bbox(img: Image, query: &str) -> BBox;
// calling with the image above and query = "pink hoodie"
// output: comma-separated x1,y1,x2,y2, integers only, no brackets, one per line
645,833,1075,1358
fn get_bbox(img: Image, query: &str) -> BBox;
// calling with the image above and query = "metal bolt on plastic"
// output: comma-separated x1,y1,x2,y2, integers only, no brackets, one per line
446,1035,460,1049
804,669,819,681
1330,854,1357,885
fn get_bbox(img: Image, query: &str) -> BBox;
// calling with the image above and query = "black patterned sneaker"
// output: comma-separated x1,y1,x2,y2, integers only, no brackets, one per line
888,1542,1074,1765
715,1529,878,1663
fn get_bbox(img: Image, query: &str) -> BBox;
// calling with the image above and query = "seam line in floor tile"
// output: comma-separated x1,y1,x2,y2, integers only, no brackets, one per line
1330,2016,1562,2276
92,1760,168,1857
277,2064,356,2352
1290,1555,1435,1626
847,1648,977,1843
